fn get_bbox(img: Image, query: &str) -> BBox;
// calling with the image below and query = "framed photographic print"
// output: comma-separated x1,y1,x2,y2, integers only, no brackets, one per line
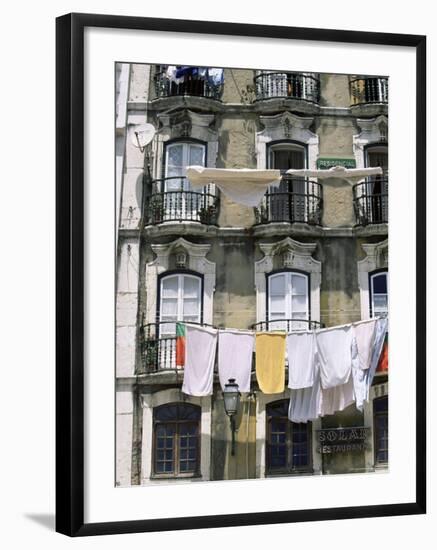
56,13,426,536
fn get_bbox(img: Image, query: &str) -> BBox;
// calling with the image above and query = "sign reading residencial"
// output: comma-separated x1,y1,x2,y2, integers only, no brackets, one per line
317,158,357,170
317,427,370,454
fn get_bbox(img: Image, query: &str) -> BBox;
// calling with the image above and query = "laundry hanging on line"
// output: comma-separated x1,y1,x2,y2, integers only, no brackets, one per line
181,324,218,397
255,332,286,394
186,166,282,208
178,317,388,416
316,324,354,389
217,329,254,393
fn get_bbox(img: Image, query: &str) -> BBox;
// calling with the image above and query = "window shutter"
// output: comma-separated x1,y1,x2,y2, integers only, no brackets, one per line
160,275,179,334
160,274,202,334
182,276,201,324
268,272,310,331
268,273,287,330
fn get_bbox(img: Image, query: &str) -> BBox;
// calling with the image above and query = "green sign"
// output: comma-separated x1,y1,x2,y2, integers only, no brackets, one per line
317,158,356,170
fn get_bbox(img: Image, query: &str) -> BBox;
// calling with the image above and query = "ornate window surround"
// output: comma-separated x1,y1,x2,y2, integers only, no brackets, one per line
353,115,388,168
144,237,216,326
140,388,212,483
254,237,321,324
357,239,388,320
152,109,218,179
256,111,319,170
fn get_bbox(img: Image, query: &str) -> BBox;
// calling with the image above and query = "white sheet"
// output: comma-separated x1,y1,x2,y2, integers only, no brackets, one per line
182,324,218,397
286,166,383,184
217,329,254,393
353,319,378,370
186,166,281,207
288,370,322,423
316,325,354,389
287,331,316,389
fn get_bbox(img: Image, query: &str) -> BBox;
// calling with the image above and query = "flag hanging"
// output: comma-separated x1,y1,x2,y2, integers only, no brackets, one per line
176,322,186,367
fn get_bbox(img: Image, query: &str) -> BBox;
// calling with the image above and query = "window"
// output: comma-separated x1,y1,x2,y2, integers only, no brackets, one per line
159,273,202,335
266,142,309,222
266,400,312,474
161,141,211,222
364,144,388,223
267,271,309,331
373,395,388,465
164,141,205,191
153,403,201,477
370,271,388,317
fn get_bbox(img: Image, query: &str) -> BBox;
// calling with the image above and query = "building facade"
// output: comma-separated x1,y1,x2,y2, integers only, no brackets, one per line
115,64,388,486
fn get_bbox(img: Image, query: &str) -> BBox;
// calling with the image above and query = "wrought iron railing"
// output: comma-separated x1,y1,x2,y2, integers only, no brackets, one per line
350,77,388,106
140,321,215,373
154,68,223,100
353,176,388,226
145,177,219,225
252,319,323,332
254,72,320,103
254,176,323,225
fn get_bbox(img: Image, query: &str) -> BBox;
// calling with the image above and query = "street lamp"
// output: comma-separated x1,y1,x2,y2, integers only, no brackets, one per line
223,378,241,456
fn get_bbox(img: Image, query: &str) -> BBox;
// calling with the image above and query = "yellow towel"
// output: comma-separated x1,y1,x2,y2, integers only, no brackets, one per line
255,332,286,394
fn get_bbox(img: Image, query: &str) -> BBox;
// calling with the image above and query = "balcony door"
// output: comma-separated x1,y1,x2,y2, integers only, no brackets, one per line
267,143,307,222
267,271,309,332
157,273,202,370
365,145,388,223
163,142,206,221
159,273,202,336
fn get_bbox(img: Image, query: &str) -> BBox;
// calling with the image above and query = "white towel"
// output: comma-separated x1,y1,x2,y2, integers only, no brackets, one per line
316,325,353,389
320,374,355,416
287,331,316,389
186,166,282,208
218,329,254,392
182,325,218,397
353,319,377,370
288,370,322,423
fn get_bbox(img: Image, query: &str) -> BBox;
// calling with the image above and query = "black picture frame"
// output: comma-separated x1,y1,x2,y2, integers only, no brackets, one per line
56,12,426,537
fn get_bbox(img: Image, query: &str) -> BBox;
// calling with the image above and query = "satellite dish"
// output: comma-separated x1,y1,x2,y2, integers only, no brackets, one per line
130,123,156,151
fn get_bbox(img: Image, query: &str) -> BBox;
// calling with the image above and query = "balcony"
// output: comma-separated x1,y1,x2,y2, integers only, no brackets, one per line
252,319,323,332
254,176,323,226
145,177,219,226
350,77,388,106
254,72,320,103
353,176,388,226
154,67,223,101
141,321,215,373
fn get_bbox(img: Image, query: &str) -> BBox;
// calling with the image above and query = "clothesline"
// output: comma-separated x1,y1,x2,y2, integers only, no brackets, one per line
186,165,384,208
177,317,389,422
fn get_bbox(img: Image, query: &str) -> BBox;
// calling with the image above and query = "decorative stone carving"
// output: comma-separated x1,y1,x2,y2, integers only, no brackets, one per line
256,111,319,170
254,237,321,323
145,238,216,325
152,110,219,178
353,115,388,168
357,239,388,319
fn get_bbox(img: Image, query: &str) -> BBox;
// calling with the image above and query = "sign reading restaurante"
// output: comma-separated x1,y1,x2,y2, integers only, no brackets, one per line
317,427,370,454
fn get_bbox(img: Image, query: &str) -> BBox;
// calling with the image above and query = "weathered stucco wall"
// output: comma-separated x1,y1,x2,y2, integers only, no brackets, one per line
217,114,257,227
320,74,351,108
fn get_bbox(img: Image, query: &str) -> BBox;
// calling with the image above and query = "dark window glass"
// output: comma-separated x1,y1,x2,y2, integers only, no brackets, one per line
374,396,388,465
153,403,200,476
373,274,387,294
266,400,312,474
